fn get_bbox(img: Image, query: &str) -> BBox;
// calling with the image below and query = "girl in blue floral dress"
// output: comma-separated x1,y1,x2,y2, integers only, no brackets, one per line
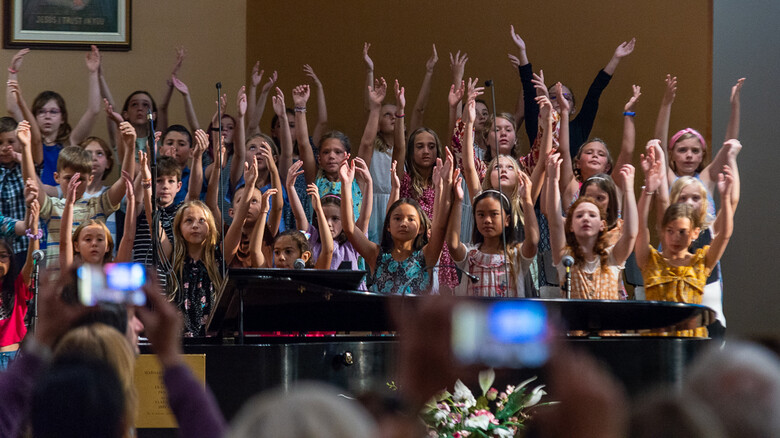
340,148,455,295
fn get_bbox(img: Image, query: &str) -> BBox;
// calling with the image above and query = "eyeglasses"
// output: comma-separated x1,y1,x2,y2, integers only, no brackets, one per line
37,109,61,116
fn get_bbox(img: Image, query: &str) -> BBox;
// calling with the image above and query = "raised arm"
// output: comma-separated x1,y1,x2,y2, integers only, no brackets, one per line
461,86,482,201
613,85,641,198
654,74,677,181
387,160,400,214
69,45,102,146
603,38,636,76
270,87,292,180
230,86,248,189
612,165,638,264
706,165,735,271
544,153,566,266
357,77,386,167
392,79,406,183
115,172,135,263
5,48,28,121
309,184,333,270
157,47,185,132
533,94,556,204
285,160,309,231
291,85,317,184
447,80,464,146
446,171,466,262
19,191,39,284
508,53,525,128
59,174,82,271
261,142,283,235
224,157,257,265
107,122,135,206
247,69,276,136
248,189,274,268
409,44,438,133
423,150,453,269
187,129,207,202
635,144,664,269
362,43,375,111
171,75,201,133
510,25,540,145
7,80,43,166
353,157,373,233
245,61,262,135
16,121,45,202
303,64,328,147
517,172,539,259
339,160,379,270
205,137,225,230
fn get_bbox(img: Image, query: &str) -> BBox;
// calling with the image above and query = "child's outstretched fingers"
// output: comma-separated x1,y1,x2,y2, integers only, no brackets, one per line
717,165,734,196
624,85,641,112
260,188,277,214
306,183,321,206
730,78,746,104
66,173,81,203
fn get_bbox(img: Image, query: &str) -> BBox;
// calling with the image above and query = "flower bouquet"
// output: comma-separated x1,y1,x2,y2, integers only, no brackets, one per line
421,369,553,438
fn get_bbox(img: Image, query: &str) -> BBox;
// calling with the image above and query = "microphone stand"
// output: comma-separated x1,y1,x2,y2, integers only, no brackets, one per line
485,80,511,288
148,110,160,272
29,253,42,333
215,82,227,279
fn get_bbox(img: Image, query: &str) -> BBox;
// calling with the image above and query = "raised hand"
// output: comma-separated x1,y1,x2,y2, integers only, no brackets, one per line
138,150,151,180
509,25,526,52
448,81,464,108
453,170,464,202
390,160,400,192
554,82,570,114
193,128,208,157
250,61,264,87
394,79,405,108
292,84,310,108
16,120,31,149
306,182,321,207
624,84,641,112
119,121,137,147
440,147,454,185
171,75,189,95
244,155,259,187
617,164,635,192
353,156,372,186
286,160,304,189
532,69,548,98
613,38,636,59
171,46,186,77
730,77,745,105
662,74,677,105
9,48,30,73
65,173,81,205
338,158,355,184
536,94,553,122
639,141,657,176
85,45,100,73
104,98,123,125
717,165,734,197
517,170,533,202
303,64,322,87
463,95,476,125
26,198,39,232
368,77,387,110
426,44,439,72
261,70,278,94
507,53,521,69
449,50,468,82
260,188,277,214
122,170,134,204
237,85,247,117
24,178,37,206
271,86,286,116
363,42,374,71
257,142,275,172
546,152,562,181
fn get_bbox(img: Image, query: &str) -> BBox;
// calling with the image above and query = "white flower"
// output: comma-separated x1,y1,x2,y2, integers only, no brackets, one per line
433,409,449,423
492,427,515,438
452,379,477,409
526,384,547,407
479,368,495,396
464,414,491,430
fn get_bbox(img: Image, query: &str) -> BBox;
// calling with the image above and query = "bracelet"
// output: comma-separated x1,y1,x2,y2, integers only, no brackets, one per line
142,183,152,189
395,113,405,118
8,67,18,74
142,178,152,183
25,228,43,240
623,111,636,117
641,185,654,195
294,106,307,113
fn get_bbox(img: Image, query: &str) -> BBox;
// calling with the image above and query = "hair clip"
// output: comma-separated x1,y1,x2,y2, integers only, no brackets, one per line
322,194,341,200
299,230,312,240
476,189,511,205
669,128,707,151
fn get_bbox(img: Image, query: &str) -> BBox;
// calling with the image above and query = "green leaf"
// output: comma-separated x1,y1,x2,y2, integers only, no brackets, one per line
476,395,489,410
479,368,495,396
496,386,531,421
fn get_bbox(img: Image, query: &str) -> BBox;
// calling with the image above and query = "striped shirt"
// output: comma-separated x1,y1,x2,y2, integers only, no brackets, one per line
40,190,119,271
132,202,179,289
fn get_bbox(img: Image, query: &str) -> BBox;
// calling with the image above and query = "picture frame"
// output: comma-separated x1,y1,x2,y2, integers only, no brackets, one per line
3,0,131,51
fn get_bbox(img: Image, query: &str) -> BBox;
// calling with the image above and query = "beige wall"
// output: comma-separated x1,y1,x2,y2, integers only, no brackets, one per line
1,0,247,180
246,0,711,161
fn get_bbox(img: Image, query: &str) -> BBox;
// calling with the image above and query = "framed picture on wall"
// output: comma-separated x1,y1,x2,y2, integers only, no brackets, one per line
3,0,131,51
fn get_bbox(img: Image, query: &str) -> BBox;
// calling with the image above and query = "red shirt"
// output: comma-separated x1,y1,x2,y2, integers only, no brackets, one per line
0,276,32,347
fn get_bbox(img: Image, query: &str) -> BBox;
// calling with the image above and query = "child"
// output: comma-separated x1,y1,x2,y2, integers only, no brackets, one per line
166,201,225,337
78,136,118,245
447,174,539,297
0,116,31,265
287,157,372,272
232,134,286,233
544,152,637,300
343,151,453,295
163,124,203,205
19,119,134,272
635,143,735,337
0,186,40,371
7,46,102,187
59,171,135,271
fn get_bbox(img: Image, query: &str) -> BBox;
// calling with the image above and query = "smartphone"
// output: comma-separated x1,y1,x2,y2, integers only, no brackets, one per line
77,263,147,307
452,300,549,368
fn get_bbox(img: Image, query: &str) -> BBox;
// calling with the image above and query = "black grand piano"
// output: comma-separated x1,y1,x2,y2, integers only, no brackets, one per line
139,268,715,434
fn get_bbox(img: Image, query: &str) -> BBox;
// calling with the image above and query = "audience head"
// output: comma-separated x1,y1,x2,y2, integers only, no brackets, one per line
579,174,619,229
483,112,518,161
32,90,71,144
72,219,114,264
381,198,430,252
670,176,711,226
80,136,114,181
669,128,706,175
471,189,514,245
0,117,19,166
318,131,351,178
685,341,780,438
273,230,314,269
630,389,727,438
574,138,613,181
121,90,157,127
227,381,377,438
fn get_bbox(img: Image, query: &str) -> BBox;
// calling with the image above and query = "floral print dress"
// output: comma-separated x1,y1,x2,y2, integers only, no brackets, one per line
371,249,430,295
178,250,223,337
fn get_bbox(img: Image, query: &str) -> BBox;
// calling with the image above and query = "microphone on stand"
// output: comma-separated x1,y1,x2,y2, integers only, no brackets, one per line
32,249,45,262
562,255,574,299
293,258,306,270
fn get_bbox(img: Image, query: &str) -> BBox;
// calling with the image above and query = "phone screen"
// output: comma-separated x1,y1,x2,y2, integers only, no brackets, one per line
452,300,549,368
77,263,147,307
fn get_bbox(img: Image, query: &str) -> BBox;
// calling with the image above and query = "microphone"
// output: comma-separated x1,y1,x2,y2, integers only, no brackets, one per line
215,82,222,90
32,249,45,262
484,79,494,87
293,258,306,270
436,264,480,284
562,255,574,299
562,255,574,268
